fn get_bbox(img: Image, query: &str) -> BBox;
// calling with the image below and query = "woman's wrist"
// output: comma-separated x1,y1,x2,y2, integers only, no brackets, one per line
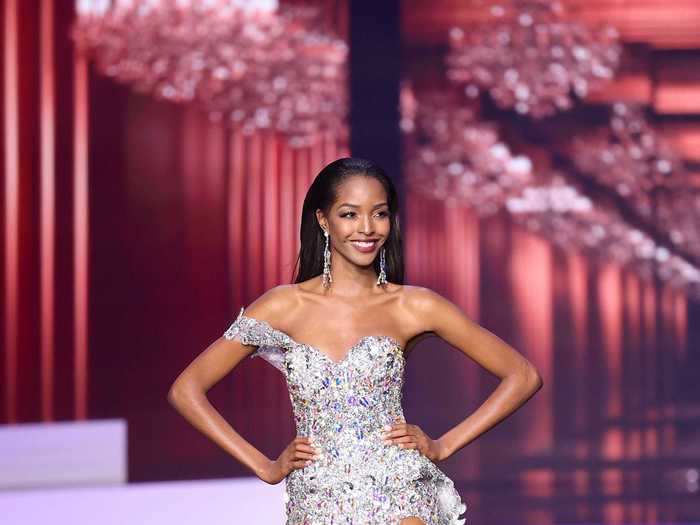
250,454,275,480
435,436,453,461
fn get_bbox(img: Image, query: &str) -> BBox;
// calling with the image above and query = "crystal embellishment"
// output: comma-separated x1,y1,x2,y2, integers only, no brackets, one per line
223,306,468,524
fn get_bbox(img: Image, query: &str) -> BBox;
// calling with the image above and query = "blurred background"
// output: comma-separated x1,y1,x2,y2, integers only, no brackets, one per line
1,0,699,523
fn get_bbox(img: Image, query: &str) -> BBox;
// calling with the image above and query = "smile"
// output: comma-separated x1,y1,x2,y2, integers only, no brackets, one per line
350,240,379,252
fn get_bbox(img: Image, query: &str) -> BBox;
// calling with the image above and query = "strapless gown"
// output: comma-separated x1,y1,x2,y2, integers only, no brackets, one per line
224,306,467,525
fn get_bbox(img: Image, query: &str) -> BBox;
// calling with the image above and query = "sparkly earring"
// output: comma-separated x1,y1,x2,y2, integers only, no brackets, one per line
376,246,387,286
322,229,333,289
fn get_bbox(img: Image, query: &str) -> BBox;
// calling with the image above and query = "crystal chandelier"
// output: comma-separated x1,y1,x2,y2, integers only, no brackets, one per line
401,83,533,216
445,0,621,118
507,173,700,298
570,102,698,260
72,0,348,147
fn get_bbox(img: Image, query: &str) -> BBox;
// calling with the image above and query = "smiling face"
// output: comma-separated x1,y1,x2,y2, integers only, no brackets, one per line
316,175,391,267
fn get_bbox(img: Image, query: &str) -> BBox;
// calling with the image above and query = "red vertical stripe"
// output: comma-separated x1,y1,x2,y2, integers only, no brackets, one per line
39,0,56,421
246,134,264,291
310,136,323,180
293,148,308,257
3,0,20,423
263,133,280,291
599,263,623,419
322,130,336,165
229,129,246,307
675,290,687,358
73,50,89,420
279,139,295,282
642,280,658,455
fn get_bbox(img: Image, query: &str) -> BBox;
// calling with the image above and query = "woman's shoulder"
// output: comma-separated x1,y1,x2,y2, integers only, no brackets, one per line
398,284,443,306
240,284,300,325
397,285,465,326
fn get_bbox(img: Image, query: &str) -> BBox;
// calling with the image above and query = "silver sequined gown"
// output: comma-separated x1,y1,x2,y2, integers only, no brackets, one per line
224,306,467,525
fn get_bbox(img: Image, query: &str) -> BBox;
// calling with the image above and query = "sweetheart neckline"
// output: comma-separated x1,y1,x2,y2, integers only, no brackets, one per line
237,311,405,366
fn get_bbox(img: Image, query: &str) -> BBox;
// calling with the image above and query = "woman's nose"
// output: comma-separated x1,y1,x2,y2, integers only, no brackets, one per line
359,215,374,234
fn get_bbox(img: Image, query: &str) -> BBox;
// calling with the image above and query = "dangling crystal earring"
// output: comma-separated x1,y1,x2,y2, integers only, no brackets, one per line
322,229,333,289
376,246,387,286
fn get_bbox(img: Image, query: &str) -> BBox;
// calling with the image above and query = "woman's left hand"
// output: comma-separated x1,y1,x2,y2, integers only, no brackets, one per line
381,421,448,462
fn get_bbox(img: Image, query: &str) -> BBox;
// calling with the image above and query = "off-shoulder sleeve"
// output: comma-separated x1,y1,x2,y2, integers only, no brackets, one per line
223,306,294,373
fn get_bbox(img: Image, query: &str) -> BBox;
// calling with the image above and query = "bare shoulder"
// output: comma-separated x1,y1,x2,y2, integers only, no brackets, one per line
399,285,466,331
400,284,439,309
238,284,300,326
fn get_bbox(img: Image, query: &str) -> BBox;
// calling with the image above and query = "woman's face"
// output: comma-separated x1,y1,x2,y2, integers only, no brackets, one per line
317,175,391,267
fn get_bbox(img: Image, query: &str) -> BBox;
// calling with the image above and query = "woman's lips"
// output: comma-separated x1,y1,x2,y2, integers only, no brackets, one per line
350,240,378,253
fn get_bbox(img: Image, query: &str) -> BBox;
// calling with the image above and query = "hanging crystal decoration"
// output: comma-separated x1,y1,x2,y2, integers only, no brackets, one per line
446,0,621,118
72,0,348,147
506,173,700,298
401,83,533,216
570,102,698,261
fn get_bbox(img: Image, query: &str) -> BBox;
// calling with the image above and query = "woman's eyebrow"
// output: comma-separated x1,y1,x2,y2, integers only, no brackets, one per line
337,202,388,208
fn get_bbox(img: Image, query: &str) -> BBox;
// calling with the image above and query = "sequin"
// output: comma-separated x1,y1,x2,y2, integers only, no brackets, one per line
224,306,468,524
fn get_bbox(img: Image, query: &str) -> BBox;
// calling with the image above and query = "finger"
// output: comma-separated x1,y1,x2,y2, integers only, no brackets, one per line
295,436,312,444
383,427,412,439
293,451,318,460
382,421,407,431
295,443,320,454
384,434,412,446
291,459,311,469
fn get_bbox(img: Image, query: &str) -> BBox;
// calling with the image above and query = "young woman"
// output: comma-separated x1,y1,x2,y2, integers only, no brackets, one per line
168,157,543,524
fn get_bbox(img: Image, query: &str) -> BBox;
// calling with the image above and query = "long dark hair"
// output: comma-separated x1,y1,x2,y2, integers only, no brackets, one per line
292,157,404,285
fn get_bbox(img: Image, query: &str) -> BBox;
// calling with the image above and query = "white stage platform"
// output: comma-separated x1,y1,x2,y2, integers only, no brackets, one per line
0,418,286,523
2,477,286,524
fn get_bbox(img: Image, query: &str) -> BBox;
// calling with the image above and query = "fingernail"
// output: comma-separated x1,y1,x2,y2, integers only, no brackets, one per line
305,460,311,465
383,425,391,431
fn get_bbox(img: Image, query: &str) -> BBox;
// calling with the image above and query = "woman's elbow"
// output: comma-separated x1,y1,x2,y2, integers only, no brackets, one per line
525,365,543,393
167,378,192,407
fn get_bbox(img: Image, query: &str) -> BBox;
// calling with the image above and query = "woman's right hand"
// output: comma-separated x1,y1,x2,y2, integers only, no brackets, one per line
258,436,321,485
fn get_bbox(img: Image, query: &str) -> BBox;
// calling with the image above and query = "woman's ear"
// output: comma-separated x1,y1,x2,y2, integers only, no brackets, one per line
315,209,327,231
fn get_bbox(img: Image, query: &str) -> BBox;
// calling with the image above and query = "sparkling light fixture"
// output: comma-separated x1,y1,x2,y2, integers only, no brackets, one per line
446,0,621,118
401,83,533,216
571,103,687,215
570,102,699,261
73,0,348,147
402,80,700,296
507,173,700,297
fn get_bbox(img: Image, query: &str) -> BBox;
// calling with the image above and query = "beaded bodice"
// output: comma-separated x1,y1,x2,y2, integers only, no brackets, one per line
223,306,467,524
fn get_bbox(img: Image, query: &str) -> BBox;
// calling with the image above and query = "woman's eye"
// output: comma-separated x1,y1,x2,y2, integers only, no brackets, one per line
340,211,389,218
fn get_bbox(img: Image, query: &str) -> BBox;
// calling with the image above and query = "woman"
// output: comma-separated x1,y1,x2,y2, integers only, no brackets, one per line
168,157,543,524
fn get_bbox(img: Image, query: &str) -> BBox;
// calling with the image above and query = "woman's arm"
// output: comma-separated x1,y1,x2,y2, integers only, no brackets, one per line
167,285,318,483
406,286,543,461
